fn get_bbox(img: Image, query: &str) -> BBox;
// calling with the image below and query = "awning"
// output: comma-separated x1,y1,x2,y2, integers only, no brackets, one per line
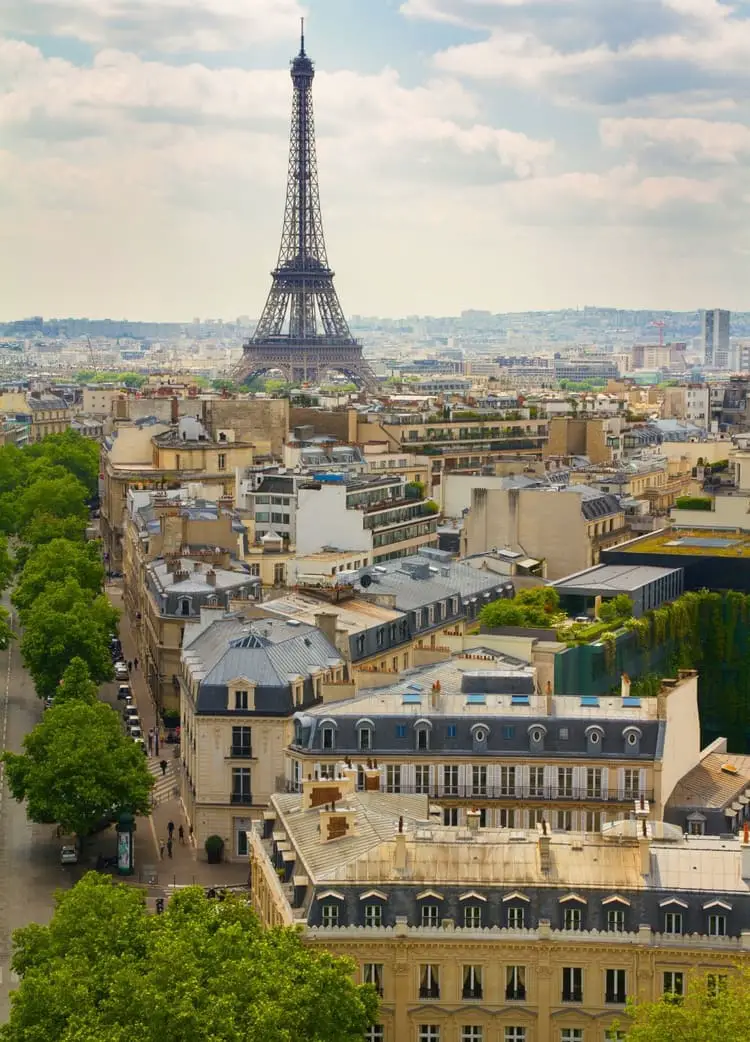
725,808,737,817
517,557,540,569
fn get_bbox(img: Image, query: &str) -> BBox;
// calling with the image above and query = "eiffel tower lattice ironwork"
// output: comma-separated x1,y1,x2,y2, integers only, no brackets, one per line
235,24,376,390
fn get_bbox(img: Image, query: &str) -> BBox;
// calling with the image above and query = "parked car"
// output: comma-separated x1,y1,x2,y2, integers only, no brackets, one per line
124,707,139,725
117,684,132,700
60,845,78,865
114,662,129,681
44,696,55,710
129,725,143,741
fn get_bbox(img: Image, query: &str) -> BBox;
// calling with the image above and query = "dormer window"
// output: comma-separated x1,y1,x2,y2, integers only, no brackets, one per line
322,727,335,750
471,724,489,745
585,724,605,755
528,724,547,752
356,718,375,751
414,718,432,751
622,726,642,754
180,597,191,616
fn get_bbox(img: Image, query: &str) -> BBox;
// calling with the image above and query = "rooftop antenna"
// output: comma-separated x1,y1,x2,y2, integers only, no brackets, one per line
300,16,305,55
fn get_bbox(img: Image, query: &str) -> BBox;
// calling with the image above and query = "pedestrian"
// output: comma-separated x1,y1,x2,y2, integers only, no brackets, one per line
134,657,139,670
167,820,174,840
127,660,132,673
178,824,184,844
159,759,168,776
166,838,173,859
148,734,153,756
159,840,165,860
189,825,194,842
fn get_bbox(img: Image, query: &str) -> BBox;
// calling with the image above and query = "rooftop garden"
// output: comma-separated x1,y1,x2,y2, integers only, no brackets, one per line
479,586,635,643
622,528,750,557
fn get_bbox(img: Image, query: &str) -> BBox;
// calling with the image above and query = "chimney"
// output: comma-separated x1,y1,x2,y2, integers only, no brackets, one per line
742,822,750,881
314,611,338,648
363,764,381,792
170,396,179,424
394,817,407,870
621,673,631,699
206,569,217,587
429,804,442,825
638,818,651,876
545,679,553,714
466,809,481,832
341,766,358,793
537,820,551,873
318,806,357,843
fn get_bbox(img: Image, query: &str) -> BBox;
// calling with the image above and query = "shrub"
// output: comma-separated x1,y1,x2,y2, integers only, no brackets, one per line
205,835,224,864
675,496,713,511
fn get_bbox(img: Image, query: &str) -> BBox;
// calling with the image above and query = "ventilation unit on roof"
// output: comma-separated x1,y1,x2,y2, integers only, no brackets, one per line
466,693,486,705
402,693,422,705
511,694,530,706
580,695,599,707
622,696,641,707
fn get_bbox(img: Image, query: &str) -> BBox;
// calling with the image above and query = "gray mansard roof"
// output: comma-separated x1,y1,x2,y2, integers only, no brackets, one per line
183,615,344,716
292,658,661,759
146,556,258,617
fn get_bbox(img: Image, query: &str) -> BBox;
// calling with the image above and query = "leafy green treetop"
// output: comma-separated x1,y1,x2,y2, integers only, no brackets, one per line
14,474,89,534
13,538,105,618
1,876,379,1042
55,657,99,705
2,701,153,838
619,968,750,1041
25,430,100,497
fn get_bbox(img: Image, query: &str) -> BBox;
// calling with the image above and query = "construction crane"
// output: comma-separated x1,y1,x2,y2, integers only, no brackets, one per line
86,336,103,370
650,320,666,347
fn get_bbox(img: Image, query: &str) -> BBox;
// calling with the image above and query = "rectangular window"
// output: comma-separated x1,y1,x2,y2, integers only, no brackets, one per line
605,1033,626,1042
363,964,383,996
502,725,515,740
472,765,487,796
446,725,457,739
462,965,483,1000
707,974,728,998
234,690,249,710
586,767,602,798
560,1032,583,1042
663,972,684,998
529,766,545,797
562,967,583,1002
320,904,339,927
443,807,458,826
623,768,640,799
415,765,430,794
443,765,459,795
418,1029,440,1042
419,965,440,1000
359,729,371,751
322,727,334,750
366,1028,384,1042
217,453,226,470
461,1029,482,1042
255,512,270,523
421,904,439,927
564,906,583,931
364,905,382,928
504,1030,526,1042
606,969,627,1004
417,728,429,750
395,724,407,739
607,908,626,932
231,725,251,757
558,767,573,797
498,808,516,829
557,810,573,831
664,911,683,935
507,905,525,929
500,766,516,796
385,765,401,793
585,811,602,832
708,914,727,936
463,905,482,928
506,965,526,1001
230,767,251,803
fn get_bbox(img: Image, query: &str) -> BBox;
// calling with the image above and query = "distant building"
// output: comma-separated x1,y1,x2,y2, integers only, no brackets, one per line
25,392,71,443
702,309,731,369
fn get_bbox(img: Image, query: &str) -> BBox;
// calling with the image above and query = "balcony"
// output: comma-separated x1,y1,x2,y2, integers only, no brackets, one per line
227,746,253,759
419,984,440,1000
562,990,583,1003
230,792,253,806
506,985,526,1001
462,985,483,1000
606,992,627,1005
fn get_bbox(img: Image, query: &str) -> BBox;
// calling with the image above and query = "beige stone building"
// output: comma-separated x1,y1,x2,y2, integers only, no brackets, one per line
179,613,346,858
250,778,750,1042
285,664,700,829
26,392,71,442
543,417,620,466
101,414,253,570
461,486,630,579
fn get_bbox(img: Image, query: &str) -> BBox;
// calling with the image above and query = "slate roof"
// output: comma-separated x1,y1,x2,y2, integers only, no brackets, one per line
552,563,683,594
350,550,510,612
666,752,750,810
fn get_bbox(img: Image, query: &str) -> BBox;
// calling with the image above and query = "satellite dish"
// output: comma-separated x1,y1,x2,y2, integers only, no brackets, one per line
360,573,373,588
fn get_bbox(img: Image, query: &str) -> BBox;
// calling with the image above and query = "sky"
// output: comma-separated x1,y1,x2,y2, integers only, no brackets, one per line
3,0,750,320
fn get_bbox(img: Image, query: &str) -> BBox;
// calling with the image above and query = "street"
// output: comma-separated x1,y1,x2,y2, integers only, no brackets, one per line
0,618,74,1023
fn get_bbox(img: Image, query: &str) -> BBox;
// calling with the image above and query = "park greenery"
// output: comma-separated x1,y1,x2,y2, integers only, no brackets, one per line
0,876,379,1042
616,967,750,1040
479,586,564,629
0,430,154,841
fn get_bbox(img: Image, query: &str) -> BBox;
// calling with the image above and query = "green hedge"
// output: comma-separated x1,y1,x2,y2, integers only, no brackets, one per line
675,496,713,511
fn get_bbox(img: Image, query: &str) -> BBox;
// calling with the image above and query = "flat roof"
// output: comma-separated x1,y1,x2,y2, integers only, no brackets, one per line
261,592,403,634
552,563,683,593
620,528,750,558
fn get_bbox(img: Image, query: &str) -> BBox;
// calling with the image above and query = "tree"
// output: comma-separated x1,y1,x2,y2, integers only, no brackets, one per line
13,539,105,617
612,594,634,619
2,701,153,839
23,511,89,548
619,968,750,1040
55,658,98,705
15,475,89,534
26,430,100,497
1,876,378,1042
20,579,117,695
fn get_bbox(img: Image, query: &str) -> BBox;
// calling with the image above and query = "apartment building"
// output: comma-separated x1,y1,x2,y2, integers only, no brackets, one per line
461,485,630,580
179,613,347,857
101,415,253,570
25,392,71,442
251,779,750,1042
285,663,699,826
296,475,439,563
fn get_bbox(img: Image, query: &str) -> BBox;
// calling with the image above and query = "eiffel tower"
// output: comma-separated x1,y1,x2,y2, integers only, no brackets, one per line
235,24,376,390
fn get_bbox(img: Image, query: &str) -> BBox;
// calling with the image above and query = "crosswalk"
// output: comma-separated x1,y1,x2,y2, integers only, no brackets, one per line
148,759,179,807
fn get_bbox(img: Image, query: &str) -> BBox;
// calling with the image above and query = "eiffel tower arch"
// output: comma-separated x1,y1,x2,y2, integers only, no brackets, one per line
235,25,376,391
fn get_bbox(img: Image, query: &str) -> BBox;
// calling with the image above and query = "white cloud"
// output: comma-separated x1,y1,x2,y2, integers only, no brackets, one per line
0,0,303,52
601,116,750,163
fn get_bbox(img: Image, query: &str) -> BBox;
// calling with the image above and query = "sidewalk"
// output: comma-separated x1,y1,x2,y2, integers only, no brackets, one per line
106,582,249,890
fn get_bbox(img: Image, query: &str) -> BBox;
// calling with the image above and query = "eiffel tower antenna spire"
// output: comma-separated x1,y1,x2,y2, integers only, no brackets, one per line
234,25,376,390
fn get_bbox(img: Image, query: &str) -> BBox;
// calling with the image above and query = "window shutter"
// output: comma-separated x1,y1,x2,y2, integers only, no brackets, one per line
639,768,647,798
314,761,321,780
521,808,530,828
601,767,609,800
458,763,468,797
516,765,528,797
616,768,625,800
428,764,436,792
573,765,585,796
402,763,415,792
435,765,444,796
544,765,557,798
488,764,501,795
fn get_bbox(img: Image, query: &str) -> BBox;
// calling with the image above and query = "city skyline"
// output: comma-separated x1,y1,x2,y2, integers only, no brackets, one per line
3,0,750,320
